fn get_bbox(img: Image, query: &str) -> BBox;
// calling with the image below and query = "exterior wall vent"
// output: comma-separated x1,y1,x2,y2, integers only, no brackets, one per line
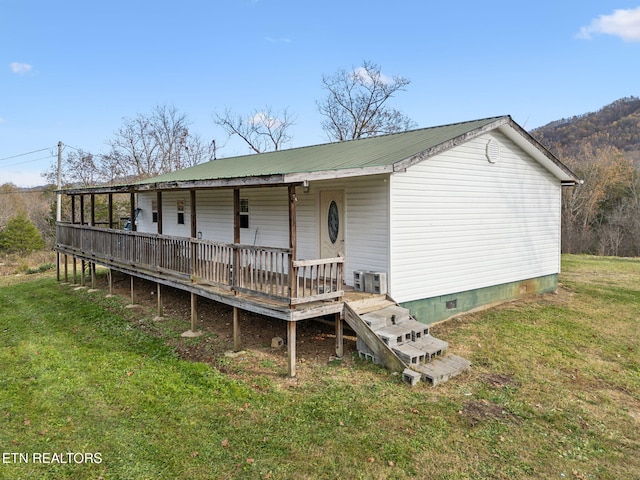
486,139,500,163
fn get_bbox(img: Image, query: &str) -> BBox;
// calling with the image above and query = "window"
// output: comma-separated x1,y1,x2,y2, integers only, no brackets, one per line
240,198,249,229
177,199,185,225
151,200,158,223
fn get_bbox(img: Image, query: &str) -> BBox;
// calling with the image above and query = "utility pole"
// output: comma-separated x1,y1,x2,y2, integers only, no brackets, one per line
56,141,62,222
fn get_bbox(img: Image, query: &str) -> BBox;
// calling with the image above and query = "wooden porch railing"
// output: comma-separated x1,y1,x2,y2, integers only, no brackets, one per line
56,223,344,306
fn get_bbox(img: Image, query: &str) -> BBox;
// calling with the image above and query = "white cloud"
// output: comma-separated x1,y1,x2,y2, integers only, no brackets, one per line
577,6,640,42
9,62,33,74
265,37,292,44
0,117,5,124
352,66,393,85
249,111,281,128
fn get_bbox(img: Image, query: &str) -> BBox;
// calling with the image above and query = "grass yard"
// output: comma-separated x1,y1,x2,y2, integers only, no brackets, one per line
0,255,638,479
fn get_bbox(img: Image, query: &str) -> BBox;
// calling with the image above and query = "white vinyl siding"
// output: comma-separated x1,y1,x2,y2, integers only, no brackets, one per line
389,131,561,303
138,176,391,288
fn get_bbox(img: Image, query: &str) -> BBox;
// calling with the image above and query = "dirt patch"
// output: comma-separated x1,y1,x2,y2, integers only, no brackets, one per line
94,271,359,381
461,399,518,426
479,373,521,389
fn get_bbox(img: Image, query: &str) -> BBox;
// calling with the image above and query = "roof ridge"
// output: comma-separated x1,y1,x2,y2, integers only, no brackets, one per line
212,115,510,161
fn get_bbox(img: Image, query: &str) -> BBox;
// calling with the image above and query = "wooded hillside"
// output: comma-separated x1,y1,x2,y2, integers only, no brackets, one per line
531,96,640,256
532,96,640,162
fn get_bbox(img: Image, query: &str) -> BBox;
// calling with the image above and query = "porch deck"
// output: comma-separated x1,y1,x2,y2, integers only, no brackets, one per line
56,223,345,321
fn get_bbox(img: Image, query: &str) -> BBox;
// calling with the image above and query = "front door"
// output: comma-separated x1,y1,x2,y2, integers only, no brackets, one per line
319,190,345,259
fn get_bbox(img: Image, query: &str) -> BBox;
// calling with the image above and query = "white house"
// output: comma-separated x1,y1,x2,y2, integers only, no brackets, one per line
56,115,579,376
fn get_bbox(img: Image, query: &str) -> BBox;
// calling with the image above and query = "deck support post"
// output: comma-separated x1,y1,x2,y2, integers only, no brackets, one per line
191,292,197,330
287,321,297,377
335,312,344,358
80,260,86,286
182,292,203,337
130,275,135,304
72,257,77,284
106,269,114,298
90,263,96,290
155,282,163,319
56,252,60,282
233,307,241,351
63,254,68,283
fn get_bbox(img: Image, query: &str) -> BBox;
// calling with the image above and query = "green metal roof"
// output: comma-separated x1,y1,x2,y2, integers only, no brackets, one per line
60,116,578,194
135,116,508,186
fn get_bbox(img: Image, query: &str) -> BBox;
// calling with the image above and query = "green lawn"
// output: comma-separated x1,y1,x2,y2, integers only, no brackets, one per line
0,255,638,479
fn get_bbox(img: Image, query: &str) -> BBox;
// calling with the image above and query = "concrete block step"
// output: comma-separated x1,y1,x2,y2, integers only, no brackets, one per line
412,354,471,386
393,343,428,365
413,335,449,360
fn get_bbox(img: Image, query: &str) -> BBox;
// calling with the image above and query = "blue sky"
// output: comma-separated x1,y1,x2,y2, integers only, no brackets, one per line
1,0,639,187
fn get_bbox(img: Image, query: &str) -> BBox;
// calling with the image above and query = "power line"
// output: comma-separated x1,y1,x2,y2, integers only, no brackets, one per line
3,154,56,168
0,147,53,162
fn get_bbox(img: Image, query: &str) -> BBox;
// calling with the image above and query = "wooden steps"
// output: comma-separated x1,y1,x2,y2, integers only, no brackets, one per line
345,295,470,386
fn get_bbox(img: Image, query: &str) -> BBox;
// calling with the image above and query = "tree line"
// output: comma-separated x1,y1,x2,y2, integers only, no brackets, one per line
45,61,414,188
2,69,639,260
2,61,414,256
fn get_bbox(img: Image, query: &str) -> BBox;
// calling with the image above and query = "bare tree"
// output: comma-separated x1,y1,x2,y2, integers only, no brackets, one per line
213,106,295,153
560,144,633,253
102,104,214,181
317,60,416,141
43,149,102,187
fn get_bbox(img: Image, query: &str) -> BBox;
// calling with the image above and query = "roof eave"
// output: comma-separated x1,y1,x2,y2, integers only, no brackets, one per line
500,119,581,185
392,116,511,172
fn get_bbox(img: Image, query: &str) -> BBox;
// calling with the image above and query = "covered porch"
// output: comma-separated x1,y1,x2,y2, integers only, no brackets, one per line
55,183,346,377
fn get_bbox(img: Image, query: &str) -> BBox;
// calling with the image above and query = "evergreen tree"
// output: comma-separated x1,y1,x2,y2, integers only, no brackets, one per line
0,213,46,254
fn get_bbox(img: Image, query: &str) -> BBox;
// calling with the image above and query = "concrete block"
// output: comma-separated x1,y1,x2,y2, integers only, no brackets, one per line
414,335,448,360
403,319,430,341
402,368,422,386
376,305,411,325
353,271,366,291
377,324,412,347
393,344,427,365
364,271,387,294
271,336,284,348
361,311,389,330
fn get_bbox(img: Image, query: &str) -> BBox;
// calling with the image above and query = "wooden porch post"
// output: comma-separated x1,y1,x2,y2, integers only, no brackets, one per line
288,185,297,294
71,195,76,224
233,188,240,291
190,189,197,277
72,257,77,284
89,194,96,290
130,275,135,305
156,191,163,235
79,195,85,225
287,321,297,377
156,191,164,318
129,192,136,231
80,260,86,286
288,185,298,377
335,312,344,358
108,193,114,229
90,193,95,226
